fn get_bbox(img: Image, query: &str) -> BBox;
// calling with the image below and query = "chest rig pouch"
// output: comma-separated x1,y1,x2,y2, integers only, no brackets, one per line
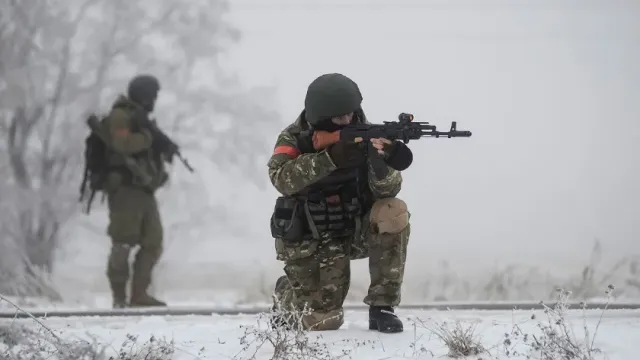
302,184,360,240
270,172,363,242
270,196,307,242
270,126,368,242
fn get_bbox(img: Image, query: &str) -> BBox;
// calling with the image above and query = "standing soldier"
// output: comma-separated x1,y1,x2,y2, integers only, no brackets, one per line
101,74,169,308
268,73,414,333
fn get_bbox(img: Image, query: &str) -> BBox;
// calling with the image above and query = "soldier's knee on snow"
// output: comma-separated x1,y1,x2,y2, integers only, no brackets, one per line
370,197,410,234
303,308,344,331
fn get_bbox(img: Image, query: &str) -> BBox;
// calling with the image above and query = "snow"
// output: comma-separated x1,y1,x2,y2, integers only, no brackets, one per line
0,290,271,312
2,308,638,359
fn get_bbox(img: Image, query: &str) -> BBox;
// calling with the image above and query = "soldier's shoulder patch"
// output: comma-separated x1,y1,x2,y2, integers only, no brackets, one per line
114,128,130,137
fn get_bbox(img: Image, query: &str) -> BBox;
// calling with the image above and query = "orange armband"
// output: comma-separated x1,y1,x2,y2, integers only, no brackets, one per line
114,128,130,137
273,145,301,158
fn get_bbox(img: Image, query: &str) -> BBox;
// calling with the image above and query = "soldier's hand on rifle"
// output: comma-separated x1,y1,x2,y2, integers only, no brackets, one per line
370,138,393,155
327,140,366,169
370,138,413,171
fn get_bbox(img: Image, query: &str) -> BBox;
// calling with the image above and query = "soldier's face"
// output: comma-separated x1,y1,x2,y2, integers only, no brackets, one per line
331,112,354,126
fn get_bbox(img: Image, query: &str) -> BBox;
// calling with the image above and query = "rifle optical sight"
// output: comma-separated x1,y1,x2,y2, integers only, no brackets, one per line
398,113,414,122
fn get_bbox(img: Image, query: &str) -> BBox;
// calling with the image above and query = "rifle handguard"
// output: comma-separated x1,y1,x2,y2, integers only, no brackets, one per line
312,131,340,150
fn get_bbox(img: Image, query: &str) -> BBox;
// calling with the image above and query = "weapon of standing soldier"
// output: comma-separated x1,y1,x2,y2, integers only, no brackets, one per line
144,118,195,173
79,115,155,214
86,115,154,185
311,112,473,150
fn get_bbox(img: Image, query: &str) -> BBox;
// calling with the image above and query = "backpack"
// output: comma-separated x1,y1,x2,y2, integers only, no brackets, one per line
79,114,109,213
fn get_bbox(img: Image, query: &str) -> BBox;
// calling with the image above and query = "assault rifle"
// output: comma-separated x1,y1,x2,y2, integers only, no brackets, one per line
80,115,154,214
144,117,195,173
311,112,473,150
85,115,154,186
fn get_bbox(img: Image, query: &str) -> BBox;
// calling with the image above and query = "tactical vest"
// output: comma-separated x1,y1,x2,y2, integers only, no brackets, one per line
270,130,373,242
105,109,164,191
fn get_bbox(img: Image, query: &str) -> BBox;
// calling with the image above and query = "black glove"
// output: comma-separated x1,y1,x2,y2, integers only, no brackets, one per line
382,141,413,171
368,142,390,179
327,141,366,169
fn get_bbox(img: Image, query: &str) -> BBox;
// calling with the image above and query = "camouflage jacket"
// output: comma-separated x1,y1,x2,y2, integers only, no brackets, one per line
102,95,167,190
267,110,402,203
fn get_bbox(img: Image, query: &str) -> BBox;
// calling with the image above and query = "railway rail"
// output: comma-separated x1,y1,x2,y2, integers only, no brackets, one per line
1,301,639,319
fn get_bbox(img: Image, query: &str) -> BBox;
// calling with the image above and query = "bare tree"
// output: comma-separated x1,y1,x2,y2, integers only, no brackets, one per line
0,0,280,299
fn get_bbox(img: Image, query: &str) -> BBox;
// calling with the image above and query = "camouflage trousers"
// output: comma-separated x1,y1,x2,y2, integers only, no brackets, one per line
272,197,410,331
106,185,163,302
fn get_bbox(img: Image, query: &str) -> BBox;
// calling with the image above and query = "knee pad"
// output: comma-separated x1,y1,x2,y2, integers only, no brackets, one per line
303,308,344,331
370,198,410,234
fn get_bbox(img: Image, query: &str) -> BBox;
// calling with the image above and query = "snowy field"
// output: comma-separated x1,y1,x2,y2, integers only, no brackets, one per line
1,308,639,359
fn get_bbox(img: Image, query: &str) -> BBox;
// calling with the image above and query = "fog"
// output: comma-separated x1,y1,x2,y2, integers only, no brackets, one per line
223,0,640,268
86,0,640,302
3,0,638,305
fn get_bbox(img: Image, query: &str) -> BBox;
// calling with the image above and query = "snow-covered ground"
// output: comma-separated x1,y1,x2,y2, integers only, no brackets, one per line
1,308,638,359
0,290,272,312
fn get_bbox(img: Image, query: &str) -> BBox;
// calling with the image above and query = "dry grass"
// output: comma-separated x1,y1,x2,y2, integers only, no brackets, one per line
406,284,615,359
418,240,639,303
0,324,180,360
408,316,487,359
232,296,375,360
0,320,107,360
498,285,614,360
429,320,486,358
0,294,203,360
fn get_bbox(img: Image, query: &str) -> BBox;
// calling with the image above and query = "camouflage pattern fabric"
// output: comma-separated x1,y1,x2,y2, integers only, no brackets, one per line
267,113,402,197
268,112,411,331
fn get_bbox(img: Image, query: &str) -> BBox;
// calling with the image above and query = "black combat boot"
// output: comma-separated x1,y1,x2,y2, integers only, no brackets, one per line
369,306,403,333
129,276,166,307
129,293,166,307
129,249,166,307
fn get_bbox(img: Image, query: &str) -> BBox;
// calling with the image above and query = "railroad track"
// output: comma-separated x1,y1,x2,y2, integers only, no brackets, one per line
1,301,639,319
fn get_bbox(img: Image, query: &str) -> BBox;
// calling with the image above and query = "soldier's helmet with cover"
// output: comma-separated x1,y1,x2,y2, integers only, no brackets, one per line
127,74,161,112
304,73,363,129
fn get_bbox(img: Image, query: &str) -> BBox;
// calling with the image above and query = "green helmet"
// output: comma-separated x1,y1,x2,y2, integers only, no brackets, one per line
304,73,363,125
127,74,160,111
